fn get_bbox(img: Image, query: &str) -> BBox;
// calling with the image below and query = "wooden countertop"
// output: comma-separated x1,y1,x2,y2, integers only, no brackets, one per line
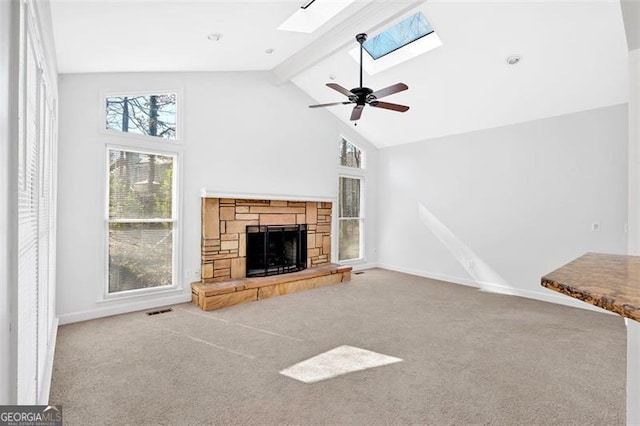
541,252,640,322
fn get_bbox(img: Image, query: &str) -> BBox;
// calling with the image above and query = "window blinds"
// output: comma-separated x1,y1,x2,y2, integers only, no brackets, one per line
16,1,57,404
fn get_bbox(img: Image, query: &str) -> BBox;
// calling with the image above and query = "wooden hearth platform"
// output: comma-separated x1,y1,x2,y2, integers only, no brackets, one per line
191,263,352,311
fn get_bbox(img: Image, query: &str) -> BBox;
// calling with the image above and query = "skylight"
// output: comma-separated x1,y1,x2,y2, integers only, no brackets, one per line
278,0,355,33
363,12,434,60
348,11,442,75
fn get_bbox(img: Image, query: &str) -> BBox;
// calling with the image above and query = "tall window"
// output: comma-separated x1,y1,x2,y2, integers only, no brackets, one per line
338,176,363,261
107,148,176,293
16,1,58,403
104,91,180,295
338,137,364,261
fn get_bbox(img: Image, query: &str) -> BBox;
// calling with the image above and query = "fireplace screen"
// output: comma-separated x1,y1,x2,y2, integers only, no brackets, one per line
246,224,307,277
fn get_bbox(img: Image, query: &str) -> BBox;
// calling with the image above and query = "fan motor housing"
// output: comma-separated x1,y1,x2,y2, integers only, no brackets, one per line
350,87,374,105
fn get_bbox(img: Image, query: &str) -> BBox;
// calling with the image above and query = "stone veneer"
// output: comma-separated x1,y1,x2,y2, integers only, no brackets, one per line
201,198,332,282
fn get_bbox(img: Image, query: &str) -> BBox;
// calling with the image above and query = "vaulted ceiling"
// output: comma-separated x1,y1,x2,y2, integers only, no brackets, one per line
50,0,630,148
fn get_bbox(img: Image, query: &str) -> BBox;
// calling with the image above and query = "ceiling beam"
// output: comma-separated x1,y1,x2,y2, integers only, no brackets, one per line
620,0,640,51
271,0,426,85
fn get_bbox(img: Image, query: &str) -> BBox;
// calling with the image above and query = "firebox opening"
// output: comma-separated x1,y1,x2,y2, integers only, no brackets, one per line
246,224,307,277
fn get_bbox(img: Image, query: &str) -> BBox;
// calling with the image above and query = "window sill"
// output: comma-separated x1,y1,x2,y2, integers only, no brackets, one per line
338,257,366,265
98,285,184,304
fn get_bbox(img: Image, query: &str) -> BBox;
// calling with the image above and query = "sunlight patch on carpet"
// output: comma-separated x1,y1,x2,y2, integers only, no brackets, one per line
279,345,403,383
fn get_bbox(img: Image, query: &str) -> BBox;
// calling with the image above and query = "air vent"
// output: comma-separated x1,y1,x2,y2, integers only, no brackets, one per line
146,308,173,316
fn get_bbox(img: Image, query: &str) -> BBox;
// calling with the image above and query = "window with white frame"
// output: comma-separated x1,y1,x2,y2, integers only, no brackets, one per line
107,148,176,293
16,0,58,403
338,137,365,261
338,137,363,168
338,176,363,261
104,89,180,295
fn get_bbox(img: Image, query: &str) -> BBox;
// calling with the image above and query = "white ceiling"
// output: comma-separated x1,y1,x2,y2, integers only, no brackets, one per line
49,0,630,148
50,0,369,72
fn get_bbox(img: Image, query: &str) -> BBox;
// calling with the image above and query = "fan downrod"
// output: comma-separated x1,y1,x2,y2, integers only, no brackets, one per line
355,33,367,89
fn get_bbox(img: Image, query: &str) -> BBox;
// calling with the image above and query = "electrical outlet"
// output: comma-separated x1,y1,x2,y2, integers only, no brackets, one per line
185,268,201,282
592,222,600,231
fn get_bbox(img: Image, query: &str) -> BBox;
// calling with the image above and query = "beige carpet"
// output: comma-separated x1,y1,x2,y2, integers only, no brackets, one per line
50,269,626,425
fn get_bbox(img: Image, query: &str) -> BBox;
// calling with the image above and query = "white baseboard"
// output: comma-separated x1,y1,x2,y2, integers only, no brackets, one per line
38,317,58,405
58,294,191,325
377,263,613,316
58,264,613,325
348,262,380,272
478,281,614,315
378,263,480,289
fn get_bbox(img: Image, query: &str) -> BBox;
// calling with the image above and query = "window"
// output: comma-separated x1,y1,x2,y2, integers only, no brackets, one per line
338,137,363,169
338,176,363,261
363,12,434,60
16,0,58,403
105,93,177,140
349,11,442,75
338,137,365,261
277,0,355,33
107,148,176,293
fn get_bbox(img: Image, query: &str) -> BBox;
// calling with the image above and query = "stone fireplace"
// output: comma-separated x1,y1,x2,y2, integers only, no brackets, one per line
201,197,332,282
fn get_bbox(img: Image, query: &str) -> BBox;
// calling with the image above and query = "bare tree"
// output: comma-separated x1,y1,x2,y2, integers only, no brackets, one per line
106,93,176,139
107,94,176,218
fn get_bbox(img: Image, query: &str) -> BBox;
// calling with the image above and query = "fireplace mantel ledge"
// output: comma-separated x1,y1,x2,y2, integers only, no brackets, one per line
200,188,335,203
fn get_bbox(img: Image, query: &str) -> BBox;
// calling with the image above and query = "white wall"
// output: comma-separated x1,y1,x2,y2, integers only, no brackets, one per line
57,71,378,323
626,48,640,425
377,105,628,307
629,49,640,255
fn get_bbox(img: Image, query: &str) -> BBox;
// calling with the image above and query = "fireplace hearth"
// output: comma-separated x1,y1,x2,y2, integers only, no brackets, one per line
246,224,307,277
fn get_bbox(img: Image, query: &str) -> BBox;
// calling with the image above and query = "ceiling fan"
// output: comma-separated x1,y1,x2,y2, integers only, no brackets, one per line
309,33,409,122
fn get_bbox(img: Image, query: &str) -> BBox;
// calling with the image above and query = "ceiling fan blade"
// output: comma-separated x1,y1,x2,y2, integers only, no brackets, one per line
370,83,408,99
350,105,364,121
327,83,356,98
309,101,353,108
370,101,410,112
